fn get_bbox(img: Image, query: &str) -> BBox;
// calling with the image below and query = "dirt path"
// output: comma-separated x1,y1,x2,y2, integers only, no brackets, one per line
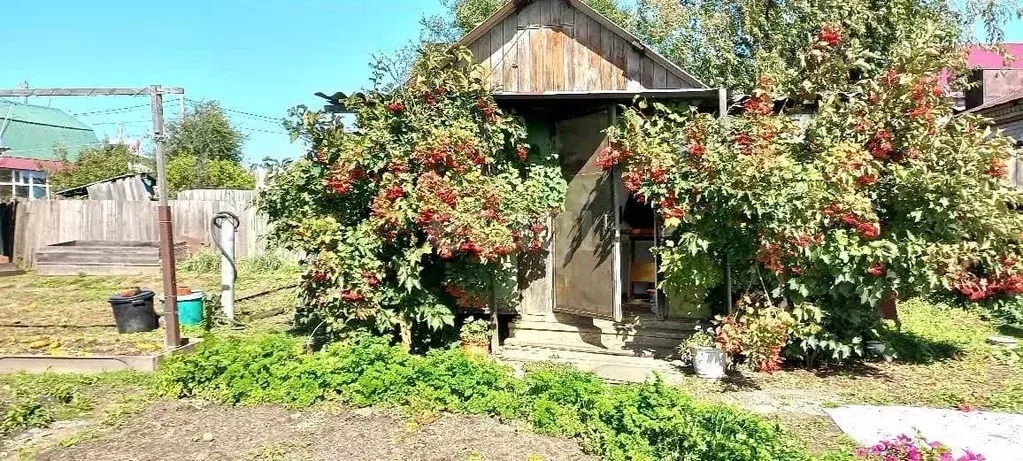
26,400,594,461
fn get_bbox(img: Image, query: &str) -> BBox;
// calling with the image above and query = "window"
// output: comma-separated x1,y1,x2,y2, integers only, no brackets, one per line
0,168,50,201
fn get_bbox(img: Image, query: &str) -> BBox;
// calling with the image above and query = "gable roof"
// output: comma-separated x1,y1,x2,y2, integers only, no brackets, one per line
457,0,707,93
0,100,100,163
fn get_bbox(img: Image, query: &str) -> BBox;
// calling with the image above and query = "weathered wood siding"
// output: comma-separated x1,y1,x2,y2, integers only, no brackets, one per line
466,0,690,92
13,199,279,266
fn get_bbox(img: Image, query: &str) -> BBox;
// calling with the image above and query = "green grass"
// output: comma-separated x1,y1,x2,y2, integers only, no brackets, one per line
0,253,300,356
0,372,156,437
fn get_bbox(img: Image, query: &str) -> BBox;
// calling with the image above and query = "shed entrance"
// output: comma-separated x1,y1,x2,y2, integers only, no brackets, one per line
552,109,621,321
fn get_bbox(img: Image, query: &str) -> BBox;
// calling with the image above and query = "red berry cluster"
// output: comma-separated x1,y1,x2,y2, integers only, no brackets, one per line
743,94,774,117
825,203,881,239
596,145,630,170
659,191,686,220
387,101,405,112
818,23,842,47
516,144,529,161
445,284,487,309
868,130,894,160
985,158,1007,179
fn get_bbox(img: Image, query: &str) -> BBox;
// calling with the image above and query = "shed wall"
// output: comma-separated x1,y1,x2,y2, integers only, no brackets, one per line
465,0,691,93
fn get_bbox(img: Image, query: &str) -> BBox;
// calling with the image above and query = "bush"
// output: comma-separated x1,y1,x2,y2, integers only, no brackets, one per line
159,334,810,461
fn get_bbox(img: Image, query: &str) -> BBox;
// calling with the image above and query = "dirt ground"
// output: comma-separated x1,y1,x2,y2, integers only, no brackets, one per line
21,401,593,461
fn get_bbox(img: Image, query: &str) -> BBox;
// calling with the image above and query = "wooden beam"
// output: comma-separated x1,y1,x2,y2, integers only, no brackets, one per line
0,87,184,97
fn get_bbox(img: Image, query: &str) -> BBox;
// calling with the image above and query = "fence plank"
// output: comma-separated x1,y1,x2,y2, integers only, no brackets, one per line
12,199,287,267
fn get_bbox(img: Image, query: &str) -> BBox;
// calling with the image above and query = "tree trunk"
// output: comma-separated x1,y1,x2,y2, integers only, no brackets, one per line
397,315,413,352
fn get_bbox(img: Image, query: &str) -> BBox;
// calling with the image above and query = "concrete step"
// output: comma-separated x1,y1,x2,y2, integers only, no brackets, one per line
497,344,689,384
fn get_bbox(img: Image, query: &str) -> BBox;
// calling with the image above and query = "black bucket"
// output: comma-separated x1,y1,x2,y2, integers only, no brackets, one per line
109,290,158,333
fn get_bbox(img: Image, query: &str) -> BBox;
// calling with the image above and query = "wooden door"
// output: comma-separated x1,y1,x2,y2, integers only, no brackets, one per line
553,110,622,321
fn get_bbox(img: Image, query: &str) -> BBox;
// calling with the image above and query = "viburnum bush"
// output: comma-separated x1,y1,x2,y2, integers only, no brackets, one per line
605,21,1023,364
260,47,566,348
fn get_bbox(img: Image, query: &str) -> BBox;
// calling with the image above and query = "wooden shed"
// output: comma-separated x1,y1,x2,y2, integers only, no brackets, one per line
460,0,727,358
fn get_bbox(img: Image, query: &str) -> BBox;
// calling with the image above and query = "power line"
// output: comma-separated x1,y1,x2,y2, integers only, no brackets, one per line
72,103,150,116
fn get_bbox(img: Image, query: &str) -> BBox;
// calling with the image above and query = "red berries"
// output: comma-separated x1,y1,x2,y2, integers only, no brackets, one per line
867,263,885,277
385,185,405,200
818,24,842,47
387,101,405,112
596,146,629,170
858,222,880,240
856,174,877,185
516,145,529,161
341,289,364,302
868,130,894,160
985,158,1007,178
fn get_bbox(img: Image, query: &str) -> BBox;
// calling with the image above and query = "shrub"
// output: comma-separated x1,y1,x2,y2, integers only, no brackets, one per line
604,22,1023,363
259,46,567,348
458,318,492,346
160,334,810,461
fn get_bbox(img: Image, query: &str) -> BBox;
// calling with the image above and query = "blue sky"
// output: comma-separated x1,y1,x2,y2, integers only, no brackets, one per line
2,1,1021,164
1,1,448,163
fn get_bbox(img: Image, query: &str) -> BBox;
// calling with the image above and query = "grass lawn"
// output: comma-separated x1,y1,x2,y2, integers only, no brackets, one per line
0,255,300,356
670,298,1023,455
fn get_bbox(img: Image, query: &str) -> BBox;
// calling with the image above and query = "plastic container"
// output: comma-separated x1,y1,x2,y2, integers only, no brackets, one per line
109,290,158,333
176,291,206,326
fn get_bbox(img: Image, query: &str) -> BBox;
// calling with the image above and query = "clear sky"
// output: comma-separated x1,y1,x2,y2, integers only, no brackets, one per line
1,0,448,163
2,1,1021,164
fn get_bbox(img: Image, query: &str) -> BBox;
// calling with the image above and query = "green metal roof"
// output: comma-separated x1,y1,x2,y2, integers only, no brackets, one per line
0,100,100,162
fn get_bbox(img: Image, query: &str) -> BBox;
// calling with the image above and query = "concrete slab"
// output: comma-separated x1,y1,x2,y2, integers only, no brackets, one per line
825,405,1023,461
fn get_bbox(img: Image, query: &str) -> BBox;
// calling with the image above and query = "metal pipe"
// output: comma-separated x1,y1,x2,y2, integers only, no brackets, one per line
212,211,240,321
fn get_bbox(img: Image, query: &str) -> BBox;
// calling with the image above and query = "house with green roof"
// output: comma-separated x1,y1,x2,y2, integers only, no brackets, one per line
0,100,100,200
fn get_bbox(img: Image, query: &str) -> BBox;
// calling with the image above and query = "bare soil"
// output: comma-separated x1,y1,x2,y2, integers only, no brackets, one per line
30,400,594,461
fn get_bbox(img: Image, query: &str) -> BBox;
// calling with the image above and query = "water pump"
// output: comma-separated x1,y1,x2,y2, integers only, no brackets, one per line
211,211,240,320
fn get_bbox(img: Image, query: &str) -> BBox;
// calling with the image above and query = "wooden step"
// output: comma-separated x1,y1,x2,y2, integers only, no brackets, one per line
507,317,699,358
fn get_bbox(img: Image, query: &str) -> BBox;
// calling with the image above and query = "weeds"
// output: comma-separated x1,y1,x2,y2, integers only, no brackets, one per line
159,334,810,461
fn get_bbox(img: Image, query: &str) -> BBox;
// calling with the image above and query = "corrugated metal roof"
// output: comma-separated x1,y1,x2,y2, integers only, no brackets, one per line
0,100,100,163
962,89,1023,114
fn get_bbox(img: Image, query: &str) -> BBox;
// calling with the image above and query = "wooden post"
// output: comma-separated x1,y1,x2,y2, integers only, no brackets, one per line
151,85,181,349
718,87,733,315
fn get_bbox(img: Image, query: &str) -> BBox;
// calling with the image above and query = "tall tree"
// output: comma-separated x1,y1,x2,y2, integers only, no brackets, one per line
166,101,246,164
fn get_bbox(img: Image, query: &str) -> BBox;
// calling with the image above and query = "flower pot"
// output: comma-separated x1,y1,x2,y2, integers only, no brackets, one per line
692,346,726,379
461,342,490,356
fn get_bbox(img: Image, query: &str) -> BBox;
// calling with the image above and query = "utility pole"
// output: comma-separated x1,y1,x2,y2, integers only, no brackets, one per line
0,85,186,349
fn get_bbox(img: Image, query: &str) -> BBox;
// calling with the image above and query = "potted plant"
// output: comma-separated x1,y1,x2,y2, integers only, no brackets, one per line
679,327,726,379
459,318,492,356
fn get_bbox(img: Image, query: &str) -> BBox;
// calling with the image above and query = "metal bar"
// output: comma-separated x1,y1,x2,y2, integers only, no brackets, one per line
151,85,180,349
0,87,184,97
492,88,721,100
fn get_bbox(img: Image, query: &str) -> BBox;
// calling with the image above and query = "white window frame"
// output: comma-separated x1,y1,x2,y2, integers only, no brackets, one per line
0,168,50,201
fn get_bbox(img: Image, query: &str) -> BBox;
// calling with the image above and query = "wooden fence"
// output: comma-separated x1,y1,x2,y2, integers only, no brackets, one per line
13,199,278,267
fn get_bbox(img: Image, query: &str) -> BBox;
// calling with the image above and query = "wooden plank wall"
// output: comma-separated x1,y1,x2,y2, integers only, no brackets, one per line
85,177,153,201
467,0,686,93
13,199,278,266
